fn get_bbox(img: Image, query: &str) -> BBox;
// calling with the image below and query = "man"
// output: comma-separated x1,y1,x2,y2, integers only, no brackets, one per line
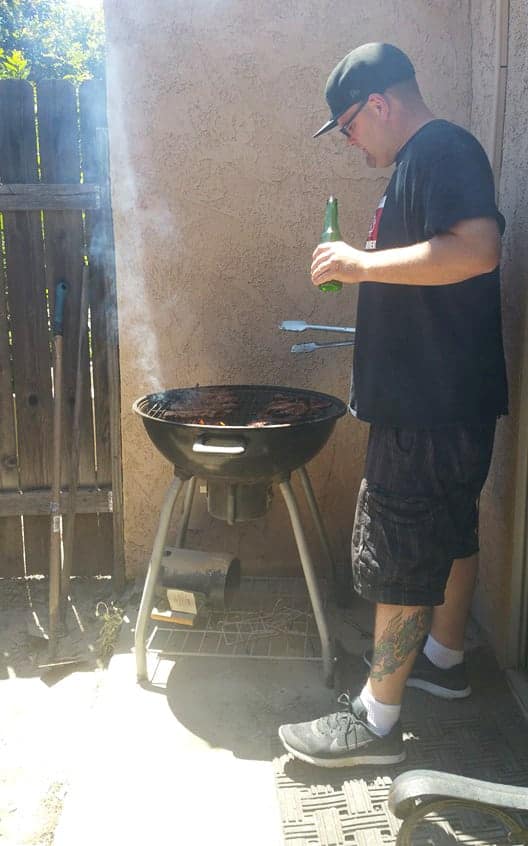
278,43,508,767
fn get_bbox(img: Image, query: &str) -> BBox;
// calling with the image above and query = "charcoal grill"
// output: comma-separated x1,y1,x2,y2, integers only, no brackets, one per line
133,384,347,685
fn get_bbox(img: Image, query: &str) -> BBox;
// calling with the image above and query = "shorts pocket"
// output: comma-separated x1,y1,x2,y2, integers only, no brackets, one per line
362,485,449,595
367,485,439,526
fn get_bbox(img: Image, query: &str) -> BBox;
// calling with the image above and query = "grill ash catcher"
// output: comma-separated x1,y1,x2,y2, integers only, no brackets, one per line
161,547,241,609
133,384,347,686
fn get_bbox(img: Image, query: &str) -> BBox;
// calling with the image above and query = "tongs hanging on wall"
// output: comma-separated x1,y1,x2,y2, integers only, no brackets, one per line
280,320,356,354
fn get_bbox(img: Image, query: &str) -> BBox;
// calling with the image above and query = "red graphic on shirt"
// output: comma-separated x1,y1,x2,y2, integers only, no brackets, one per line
365,195,386,250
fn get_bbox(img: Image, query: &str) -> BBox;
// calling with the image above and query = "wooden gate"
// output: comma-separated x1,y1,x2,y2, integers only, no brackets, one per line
0,78,124,585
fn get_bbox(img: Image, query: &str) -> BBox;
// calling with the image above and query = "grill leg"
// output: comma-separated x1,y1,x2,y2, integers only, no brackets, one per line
135,475,186,681
296,466,338,585
279,479,335,687
176,477,197,548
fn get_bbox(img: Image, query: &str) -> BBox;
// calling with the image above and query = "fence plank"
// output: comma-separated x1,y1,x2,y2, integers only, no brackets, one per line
0,229,23,574
38,80,96,488
0,518,24,576
0,80,52,574
80,80,111,485
0,488,112,516
0,251,18,490
72,512,113,576
37,79,105,578
0,79,119,580
0,184,100,210
80,80,116,581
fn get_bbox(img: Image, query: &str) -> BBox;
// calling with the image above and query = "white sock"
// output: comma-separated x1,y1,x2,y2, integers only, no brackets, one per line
359,685,401,737
423,634,464,669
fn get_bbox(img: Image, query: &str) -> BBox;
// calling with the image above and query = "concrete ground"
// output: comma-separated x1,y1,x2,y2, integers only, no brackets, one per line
0,576,372,845
0,578,113,845
2,576,526,845
53,589,370,846
54,654,317,844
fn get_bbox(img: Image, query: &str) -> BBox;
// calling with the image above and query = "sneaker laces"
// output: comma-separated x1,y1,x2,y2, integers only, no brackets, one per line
316,692,367,742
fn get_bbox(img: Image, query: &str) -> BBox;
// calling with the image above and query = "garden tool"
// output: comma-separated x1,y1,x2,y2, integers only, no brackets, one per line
61,264,90,611
48,279,68,653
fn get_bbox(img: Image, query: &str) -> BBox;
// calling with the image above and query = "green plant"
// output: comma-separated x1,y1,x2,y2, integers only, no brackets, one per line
0,0,105,83
0,48,30,78
95,601,124,665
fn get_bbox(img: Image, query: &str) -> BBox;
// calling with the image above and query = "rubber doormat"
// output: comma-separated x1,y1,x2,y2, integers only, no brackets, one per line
272,648,528,845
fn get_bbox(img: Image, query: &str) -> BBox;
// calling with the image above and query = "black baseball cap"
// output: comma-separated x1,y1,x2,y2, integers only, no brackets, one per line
313,43,415,138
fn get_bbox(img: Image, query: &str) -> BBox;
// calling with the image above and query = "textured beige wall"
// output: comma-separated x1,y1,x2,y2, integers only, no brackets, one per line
470,2,528,665
104,1,475,579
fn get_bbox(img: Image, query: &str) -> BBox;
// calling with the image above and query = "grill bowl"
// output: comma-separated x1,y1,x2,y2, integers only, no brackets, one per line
133,384,347,483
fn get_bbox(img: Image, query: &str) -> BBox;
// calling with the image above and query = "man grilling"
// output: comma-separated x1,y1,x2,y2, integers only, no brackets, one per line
278,42,508,767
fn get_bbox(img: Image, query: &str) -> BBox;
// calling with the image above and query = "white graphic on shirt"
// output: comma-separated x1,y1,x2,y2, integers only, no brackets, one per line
365,195,386,250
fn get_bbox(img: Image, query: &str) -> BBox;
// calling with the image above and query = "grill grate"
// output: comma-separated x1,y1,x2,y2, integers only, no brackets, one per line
135,385,338,428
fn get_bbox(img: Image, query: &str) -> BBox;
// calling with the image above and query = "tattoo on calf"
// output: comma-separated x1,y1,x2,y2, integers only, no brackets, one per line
370,608,432,681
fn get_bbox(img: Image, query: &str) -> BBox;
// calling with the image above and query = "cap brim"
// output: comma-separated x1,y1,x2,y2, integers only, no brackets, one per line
313,118,338,138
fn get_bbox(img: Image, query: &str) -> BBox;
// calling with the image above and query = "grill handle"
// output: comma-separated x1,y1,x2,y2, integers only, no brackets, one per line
192,437,246,455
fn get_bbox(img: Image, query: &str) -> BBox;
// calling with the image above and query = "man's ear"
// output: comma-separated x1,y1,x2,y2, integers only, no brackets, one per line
369,93,390,120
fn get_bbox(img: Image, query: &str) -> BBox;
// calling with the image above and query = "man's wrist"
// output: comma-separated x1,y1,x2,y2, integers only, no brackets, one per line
359,249,373,282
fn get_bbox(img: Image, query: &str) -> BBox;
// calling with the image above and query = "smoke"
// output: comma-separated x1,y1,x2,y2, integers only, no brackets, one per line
102,42,182,397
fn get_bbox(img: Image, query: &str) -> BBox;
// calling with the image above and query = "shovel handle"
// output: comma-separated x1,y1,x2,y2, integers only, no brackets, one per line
53,280,68,336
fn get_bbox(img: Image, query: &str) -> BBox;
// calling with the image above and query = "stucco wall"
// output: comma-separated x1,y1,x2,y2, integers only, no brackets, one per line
104,1,474,580
470,1,528,665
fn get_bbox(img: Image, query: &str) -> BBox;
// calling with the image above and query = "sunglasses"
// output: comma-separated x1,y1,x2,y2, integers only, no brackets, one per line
339,100,367,138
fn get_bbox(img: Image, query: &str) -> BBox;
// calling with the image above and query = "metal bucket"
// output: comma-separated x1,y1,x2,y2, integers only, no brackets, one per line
160,547,241,609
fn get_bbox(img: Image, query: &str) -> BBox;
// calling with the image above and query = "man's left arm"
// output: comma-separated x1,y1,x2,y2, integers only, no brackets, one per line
310,217,501,288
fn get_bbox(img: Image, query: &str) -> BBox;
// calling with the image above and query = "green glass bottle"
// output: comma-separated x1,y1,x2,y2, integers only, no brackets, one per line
319,196,343,293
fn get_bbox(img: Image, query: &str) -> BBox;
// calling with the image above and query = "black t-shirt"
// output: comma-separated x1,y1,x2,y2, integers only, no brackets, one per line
349,119,509,427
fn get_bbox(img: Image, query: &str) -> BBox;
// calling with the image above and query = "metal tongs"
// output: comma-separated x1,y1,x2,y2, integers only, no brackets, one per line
280,320,355,354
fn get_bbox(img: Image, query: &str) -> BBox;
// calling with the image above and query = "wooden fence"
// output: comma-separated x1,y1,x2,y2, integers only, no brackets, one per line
0,78,124,585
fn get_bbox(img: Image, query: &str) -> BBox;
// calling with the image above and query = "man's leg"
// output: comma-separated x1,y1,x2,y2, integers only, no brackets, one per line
357,603,430,737
429,554,478,650
380,556,477,699
368,603,431,703
362,564,476,733
278,424,489,766
363,563,476,698
277,604,427,767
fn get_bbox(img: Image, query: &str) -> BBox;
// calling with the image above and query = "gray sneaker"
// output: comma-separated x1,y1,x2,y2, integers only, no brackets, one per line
363,648,471,699
278,694,405,768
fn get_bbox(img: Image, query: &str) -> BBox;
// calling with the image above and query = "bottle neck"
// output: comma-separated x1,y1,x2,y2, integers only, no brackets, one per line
322,199,340,241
